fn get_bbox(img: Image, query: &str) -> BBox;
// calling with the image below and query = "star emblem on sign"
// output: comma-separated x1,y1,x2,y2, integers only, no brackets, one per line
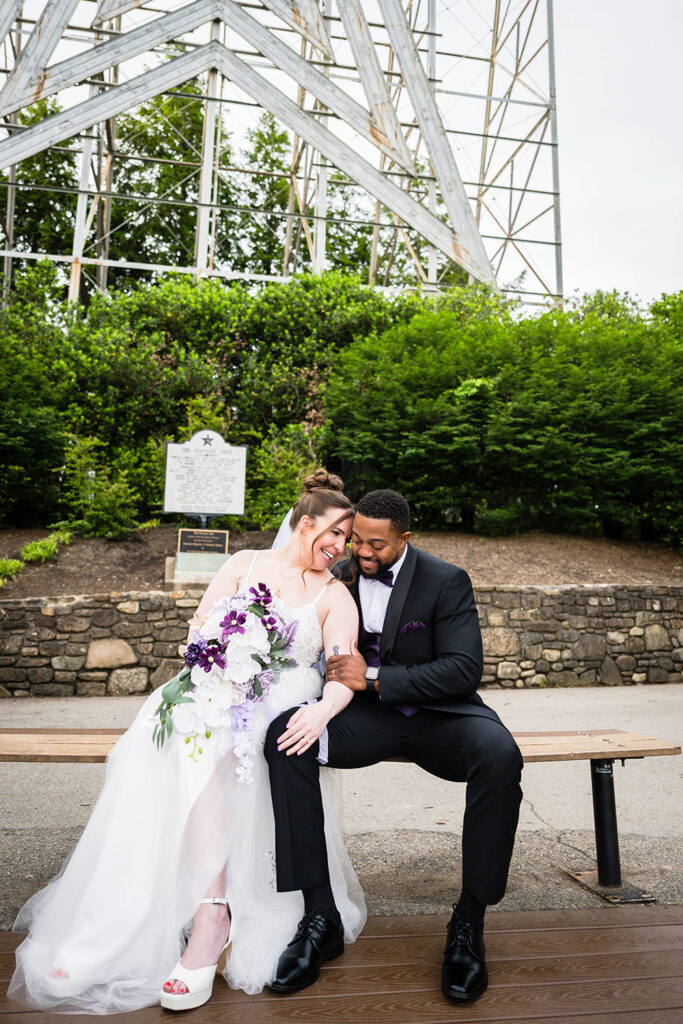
202,435,213,446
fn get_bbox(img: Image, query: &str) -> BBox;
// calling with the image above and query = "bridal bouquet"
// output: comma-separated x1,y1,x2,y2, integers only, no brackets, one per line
152,583,297,782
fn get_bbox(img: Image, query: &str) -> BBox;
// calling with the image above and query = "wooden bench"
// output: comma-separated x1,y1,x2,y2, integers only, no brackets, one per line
1,727,680,905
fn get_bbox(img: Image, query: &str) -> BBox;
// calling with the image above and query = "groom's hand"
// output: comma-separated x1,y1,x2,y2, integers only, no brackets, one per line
326,640,368,691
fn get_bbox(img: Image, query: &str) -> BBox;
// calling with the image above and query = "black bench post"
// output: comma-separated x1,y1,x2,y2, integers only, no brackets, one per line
590,758,621,886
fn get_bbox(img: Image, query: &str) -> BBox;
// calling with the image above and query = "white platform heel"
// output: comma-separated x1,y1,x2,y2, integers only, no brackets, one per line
160,897,233,1012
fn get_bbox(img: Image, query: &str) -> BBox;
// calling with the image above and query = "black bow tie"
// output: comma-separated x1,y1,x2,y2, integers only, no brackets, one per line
373,569,393,588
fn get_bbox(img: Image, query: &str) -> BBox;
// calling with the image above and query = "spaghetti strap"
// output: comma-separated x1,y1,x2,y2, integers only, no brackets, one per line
243,550,259,583
312,578,335,606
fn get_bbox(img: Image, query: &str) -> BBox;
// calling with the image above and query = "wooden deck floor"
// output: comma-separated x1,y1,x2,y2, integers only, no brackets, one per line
1,905,682,1023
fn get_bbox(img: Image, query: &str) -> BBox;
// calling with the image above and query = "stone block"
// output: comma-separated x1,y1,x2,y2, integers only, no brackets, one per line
648,667,668,683
38,641,62,655
78,671,108,681
0,666,27,682
575,633,607,659
113,621,150,639
626,637,645,654
51,655,85,671
77,680,107,696
65,643,87,656
616,655,636,672
486,609,508,627
599,656,622,686
530,674,548,687
578,669,597,685
154,642,180,659
492,592,521,608
0,683,11,697
91,608,119,628
31,683,74,696
497,661,521,680
150,659,183,690
2,634,22,654
86,638,138,669
54,671,77,682
157,626,188,642
116,601,140,614
27,666,53,684
632,672,647,683
176,598,200,608
107,667,149,695
607,631,627,645
55,614,90,632
482,628,520,657
644,624,670,651
541,648,561,662
547,670,580,687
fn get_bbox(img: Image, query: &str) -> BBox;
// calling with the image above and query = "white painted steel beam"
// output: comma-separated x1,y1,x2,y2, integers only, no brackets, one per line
0,4,406,175
336,0,414,172
376,0,496,284
92,0,150,26
0,0,81,118
0,1,25,50
0,44,217,169
5,0,219,113
259,0,333,60
212,46,467,267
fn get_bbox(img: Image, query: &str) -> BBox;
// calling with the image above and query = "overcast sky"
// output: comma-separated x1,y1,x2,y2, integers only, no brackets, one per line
552,0,682,304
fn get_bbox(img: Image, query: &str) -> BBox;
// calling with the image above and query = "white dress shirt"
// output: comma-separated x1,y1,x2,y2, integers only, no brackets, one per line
358,546,408,633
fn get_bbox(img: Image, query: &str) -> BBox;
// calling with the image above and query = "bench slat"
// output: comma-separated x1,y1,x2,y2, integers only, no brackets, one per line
0,728,679,764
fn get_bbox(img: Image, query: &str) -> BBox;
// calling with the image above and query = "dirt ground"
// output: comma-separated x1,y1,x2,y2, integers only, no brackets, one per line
1,525,681,598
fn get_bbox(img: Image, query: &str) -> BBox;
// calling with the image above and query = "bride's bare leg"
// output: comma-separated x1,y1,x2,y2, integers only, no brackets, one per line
163,868,231,996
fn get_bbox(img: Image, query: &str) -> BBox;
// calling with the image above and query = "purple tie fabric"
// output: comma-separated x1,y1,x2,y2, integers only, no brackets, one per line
374,569,393,588
358,616,416,718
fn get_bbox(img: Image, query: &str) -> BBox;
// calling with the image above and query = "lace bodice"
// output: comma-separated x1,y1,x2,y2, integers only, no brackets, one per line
269,597,324,669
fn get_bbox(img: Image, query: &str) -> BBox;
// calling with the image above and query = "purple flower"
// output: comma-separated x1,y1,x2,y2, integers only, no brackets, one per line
231,701,253,732
249,582,273,607
263,615,279,632
400,619,426,636
184,638,206,668
251,669,275,701
220,610,247,637
196,642,226,673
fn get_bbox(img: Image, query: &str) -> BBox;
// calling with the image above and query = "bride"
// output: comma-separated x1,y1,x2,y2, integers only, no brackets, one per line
9,470,366,1014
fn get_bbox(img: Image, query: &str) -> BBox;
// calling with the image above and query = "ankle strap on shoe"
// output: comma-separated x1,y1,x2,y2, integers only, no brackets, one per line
200,897,229,906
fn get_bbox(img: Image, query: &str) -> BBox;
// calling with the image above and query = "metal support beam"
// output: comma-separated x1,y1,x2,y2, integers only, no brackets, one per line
336,0,414,172
0,1,25,50
213,46,467,268
546,0,563,300
93,0,150,26
195,20,221,278
376,0,496,285
69,83,99,302
0,0,80,117
259,0,333,60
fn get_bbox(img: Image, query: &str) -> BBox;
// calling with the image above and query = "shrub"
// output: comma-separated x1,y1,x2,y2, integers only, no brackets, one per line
0,558,23,582
21,536,59,562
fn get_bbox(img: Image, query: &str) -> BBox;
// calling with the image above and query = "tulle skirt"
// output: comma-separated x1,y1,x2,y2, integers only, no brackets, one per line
9,673,366,1014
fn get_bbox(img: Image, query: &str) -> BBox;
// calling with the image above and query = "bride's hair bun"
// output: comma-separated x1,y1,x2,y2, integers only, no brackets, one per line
302,469,344,493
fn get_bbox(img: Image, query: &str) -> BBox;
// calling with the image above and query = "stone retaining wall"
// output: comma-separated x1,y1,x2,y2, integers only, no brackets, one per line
1,586,681,697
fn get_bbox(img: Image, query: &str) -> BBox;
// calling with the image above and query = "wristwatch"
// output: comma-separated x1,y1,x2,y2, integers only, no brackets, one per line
365,665,379,692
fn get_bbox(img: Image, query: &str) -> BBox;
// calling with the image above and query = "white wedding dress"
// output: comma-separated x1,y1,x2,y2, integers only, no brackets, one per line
9,564,366,1014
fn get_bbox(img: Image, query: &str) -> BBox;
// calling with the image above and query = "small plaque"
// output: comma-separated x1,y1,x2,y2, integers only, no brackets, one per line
164,430,247,516
177,529,229,555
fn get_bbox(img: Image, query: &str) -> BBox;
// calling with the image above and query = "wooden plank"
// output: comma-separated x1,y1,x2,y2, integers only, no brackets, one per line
0,728,679,765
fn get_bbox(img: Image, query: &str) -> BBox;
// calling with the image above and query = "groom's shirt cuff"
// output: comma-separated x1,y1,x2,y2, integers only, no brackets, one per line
316,727,329,765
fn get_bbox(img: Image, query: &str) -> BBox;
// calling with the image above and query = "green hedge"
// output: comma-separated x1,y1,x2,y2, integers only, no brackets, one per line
324,290,683,542
2,264,681,544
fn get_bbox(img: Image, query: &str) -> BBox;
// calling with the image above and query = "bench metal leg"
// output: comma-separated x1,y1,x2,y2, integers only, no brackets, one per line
568,758,655,904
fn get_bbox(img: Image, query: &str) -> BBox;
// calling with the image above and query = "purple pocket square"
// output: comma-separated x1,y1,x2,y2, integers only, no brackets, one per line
400,620,426,636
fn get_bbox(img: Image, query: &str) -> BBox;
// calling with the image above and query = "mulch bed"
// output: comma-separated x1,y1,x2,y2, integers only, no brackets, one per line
1,525,681,599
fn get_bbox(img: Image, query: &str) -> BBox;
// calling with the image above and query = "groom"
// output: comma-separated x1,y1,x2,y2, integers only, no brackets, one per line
264,489,523,1003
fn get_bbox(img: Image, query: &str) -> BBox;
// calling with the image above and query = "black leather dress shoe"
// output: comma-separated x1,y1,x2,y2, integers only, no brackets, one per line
269,910,344,994
441,911,488,1002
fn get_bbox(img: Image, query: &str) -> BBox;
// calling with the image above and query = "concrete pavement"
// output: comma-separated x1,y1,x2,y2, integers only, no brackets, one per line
1,685,681,926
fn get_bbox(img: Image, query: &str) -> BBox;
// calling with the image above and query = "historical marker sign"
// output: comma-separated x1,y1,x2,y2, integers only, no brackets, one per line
177,528,229,554
163,430,247,516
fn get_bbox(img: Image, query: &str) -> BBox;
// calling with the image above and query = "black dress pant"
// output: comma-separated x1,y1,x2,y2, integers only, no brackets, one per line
264,698,523,907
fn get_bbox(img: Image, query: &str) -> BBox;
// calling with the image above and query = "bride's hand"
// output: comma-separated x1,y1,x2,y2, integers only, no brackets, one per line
277,703,331,757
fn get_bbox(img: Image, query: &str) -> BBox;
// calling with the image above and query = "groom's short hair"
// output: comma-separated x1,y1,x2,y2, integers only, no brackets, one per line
356,490,410,534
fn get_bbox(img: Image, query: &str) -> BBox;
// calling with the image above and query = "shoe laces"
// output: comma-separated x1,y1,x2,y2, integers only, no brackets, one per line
293,910,324,941
445,910,474,951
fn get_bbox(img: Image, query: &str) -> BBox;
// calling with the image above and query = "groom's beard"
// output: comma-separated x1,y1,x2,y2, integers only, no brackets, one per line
352,553,398,580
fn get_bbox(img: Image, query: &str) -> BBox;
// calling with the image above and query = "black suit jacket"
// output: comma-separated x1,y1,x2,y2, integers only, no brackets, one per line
336,544,501,724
